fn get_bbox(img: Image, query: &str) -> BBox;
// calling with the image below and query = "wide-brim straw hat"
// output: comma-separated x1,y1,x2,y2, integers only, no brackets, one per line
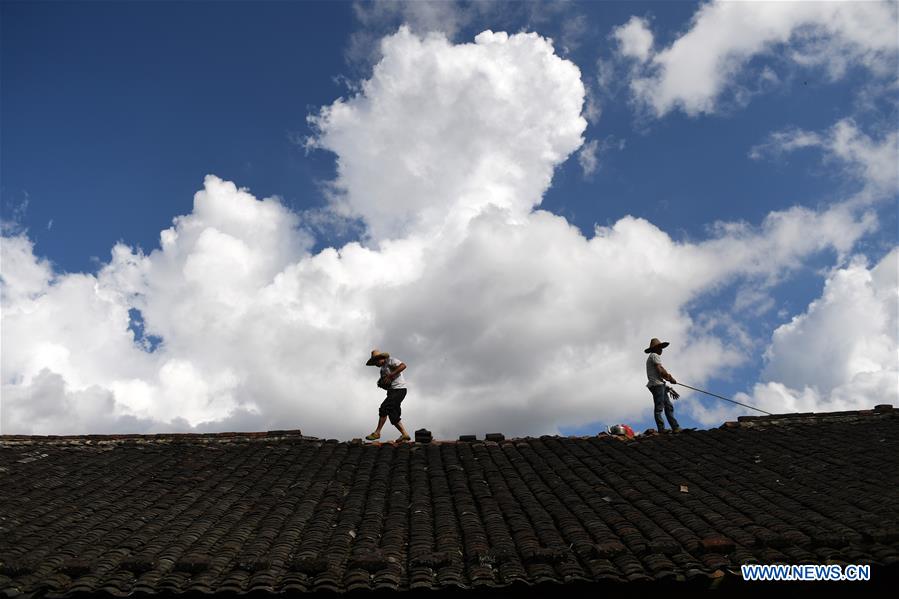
366,349,390,366
644,338,670,353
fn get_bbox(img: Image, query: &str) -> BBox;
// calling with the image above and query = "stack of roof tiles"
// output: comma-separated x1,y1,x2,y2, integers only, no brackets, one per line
1,406,897,597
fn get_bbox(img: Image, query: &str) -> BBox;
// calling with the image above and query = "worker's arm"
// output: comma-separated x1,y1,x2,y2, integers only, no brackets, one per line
387,362,406,381
656,363,677,385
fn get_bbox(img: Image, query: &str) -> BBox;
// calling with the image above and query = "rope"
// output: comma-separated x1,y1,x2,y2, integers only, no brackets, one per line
675,382,774,416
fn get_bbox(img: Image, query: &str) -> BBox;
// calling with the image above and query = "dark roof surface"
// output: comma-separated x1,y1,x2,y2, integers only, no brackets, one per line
1,406,898,597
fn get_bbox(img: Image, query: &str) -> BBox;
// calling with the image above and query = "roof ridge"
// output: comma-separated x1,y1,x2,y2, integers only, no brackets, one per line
0,429,314,446
1,405,893,446
722,404,895,429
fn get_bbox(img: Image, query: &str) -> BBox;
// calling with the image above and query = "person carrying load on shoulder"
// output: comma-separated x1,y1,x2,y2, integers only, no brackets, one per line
645,337,681,434
365,349,411,442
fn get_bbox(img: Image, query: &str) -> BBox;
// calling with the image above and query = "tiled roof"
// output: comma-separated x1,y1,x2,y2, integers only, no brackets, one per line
2,406,898,596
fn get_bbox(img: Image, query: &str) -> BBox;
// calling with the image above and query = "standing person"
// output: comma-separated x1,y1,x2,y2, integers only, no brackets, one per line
645,338,681,433
365,349,411,442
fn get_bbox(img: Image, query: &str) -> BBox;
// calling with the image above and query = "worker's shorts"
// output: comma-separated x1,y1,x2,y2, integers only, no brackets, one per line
379,388,407,425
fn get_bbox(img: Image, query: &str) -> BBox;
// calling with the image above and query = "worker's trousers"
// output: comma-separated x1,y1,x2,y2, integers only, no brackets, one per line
649,385,680,432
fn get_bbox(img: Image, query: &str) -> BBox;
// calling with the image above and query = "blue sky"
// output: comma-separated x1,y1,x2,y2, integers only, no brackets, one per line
2,1,897,438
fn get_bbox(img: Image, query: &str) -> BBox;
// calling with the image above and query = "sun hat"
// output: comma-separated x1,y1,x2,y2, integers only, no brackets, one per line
366,349,390,366
644,338,670,354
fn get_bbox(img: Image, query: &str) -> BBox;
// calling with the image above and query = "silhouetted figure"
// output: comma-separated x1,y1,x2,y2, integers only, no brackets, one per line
645,338,681,433
365,349,411,442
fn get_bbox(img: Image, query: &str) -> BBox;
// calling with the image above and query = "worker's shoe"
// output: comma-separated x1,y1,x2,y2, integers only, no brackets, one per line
672,427,682,434
395,434,411,443
365,432,381,441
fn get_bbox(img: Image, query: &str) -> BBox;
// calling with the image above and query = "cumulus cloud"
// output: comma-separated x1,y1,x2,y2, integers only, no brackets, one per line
309,27,587,242
1,369,157,435
623,0,898,116
1,28,892,439
763,250,898,398
1,178,312,435
692,249,898,424
0,235,53,305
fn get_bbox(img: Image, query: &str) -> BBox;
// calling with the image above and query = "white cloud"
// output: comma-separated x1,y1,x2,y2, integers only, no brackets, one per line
0,235,53,305
577,135,627,178
689,249,898,425
1,191,30,234
625,0,898,117
1,369,160,435
354,0,482,40
749,129,823,159
612,16,653,63
576,137,628,178
1,28,892,439
763,249,898,399
346,0,501,67
826,120,899,199
559,13,589,54
308,27,588,242
583,85,602,124
577,139,599,176
751,118,899,202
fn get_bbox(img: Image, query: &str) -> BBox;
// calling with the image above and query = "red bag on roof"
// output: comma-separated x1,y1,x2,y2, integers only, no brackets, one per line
607,424,635,439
